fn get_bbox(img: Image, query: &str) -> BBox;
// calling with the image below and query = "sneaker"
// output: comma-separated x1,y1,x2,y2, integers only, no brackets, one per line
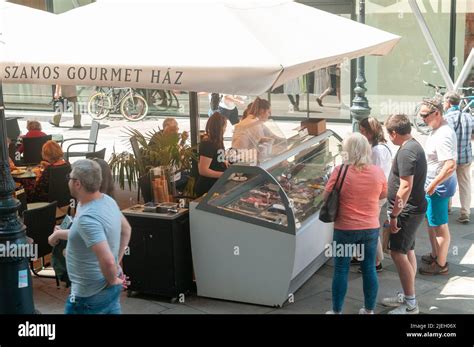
388,302,419,314
359,307,374,314
350,257,362,265
382,292,405,307
325,310,341,314
421,253,437,264
419,261,449,275
316,97,323,107
457,214,470,224
358,263,383,273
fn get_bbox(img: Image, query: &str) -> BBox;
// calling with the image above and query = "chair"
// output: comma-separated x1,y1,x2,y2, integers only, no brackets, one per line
85,148,106,160
47,165,73,220
6,117,21,141
62,120,100,161
23,201,59,287
21,135,52,165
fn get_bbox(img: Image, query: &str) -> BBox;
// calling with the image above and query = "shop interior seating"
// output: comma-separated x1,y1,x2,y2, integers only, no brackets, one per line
23,201,60,287
63,120,100,161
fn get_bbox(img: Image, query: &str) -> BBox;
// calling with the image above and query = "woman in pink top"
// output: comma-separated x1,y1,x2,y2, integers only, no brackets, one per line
324,133,387,314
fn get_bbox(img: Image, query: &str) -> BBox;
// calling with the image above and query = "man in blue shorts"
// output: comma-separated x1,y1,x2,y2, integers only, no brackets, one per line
418,98,457,276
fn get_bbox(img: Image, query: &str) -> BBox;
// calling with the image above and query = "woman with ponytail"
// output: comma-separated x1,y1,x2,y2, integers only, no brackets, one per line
232,97,272,149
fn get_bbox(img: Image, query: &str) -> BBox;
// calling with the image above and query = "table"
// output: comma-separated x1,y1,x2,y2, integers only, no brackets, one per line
51,134,63,145
121,205,194,302
11,171,36,180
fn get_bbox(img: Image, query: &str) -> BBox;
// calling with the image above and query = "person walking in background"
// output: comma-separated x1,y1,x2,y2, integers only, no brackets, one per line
48,159,125,314
50,84,82,128
324,133,387,314
418,98,457,276
218,94,246,125
284,77,303,112
208,93,221,117
359,117,392,273
382,114,427,314
443,91,473,224
314,67,333,107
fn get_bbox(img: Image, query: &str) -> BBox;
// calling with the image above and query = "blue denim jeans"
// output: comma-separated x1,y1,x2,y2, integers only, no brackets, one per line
65,284,122,314
332,228,379,312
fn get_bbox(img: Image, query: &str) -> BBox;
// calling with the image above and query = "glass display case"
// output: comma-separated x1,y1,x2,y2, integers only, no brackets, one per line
197,129,342,235
190,129,343,307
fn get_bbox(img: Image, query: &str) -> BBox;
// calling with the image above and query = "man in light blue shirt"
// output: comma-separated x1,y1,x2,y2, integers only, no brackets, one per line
48,159,123,314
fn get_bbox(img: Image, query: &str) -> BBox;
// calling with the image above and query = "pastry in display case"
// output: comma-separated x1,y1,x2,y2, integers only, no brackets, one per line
190,129,342,307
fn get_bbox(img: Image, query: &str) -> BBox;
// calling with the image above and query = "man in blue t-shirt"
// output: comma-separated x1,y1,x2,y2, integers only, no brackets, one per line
48,159,124,314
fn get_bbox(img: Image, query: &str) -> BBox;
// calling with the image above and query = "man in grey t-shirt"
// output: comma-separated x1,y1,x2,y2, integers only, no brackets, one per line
418,98,457,276
48,159,123,314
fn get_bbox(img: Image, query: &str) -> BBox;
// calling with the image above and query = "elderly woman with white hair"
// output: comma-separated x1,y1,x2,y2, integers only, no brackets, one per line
323,133,387,315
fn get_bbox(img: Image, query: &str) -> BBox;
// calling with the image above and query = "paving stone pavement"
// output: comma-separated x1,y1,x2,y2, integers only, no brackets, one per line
20,114,473,314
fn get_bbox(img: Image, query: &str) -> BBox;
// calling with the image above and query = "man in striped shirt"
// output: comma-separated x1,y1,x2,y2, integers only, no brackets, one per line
443,91,474,224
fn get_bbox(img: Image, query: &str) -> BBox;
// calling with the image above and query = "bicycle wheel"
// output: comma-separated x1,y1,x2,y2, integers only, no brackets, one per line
120,94,148,121
88,92,112,120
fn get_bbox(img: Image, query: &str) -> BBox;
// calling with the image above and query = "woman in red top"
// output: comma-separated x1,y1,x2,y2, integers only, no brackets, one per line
323,133,387,314
18,120,47,153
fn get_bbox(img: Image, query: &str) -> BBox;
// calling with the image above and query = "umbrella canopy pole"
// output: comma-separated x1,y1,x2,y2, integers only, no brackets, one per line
0,82,35,314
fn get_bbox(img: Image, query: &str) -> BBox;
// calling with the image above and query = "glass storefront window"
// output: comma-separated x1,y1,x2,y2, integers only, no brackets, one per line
364,0,474,121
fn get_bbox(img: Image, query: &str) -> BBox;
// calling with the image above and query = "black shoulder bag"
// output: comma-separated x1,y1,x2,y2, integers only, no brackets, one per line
319,164,349,223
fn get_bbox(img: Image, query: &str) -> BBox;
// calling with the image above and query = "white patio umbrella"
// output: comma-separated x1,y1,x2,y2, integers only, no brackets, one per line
0,0,400,95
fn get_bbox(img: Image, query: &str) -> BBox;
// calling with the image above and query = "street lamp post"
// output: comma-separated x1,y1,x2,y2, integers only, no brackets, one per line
0,82,35,314
350,0,371,132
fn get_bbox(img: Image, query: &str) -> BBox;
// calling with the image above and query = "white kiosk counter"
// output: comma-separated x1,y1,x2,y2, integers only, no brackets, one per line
190,130,342,307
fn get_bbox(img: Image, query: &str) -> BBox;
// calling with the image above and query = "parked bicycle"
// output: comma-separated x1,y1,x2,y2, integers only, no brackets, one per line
135,88,181,111
88,87,149,121
459,86,474,115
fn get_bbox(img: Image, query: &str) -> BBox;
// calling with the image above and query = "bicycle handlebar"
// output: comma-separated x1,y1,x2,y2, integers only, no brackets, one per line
423,80,446,90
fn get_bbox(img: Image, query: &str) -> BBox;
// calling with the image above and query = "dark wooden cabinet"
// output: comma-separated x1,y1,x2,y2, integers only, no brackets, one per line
122,207,194,301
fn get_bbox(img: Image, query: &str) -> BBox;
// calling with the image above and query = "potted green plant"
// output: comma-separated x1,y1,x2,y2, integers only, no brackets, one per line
109,126,197,197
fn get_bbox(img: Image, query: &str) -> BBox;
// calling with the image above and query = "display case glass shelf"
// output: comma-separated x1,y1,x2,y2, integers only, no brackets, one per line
198,130,342,235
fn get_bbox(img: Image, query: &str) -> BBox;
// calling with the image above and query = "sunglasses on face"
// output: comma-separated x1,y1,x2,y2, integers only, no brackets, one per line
419,109,437,118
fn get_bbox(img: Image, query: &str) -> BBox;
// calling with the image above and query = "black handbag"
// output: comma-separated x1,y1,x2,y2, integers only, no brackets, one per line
319,164,349,223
